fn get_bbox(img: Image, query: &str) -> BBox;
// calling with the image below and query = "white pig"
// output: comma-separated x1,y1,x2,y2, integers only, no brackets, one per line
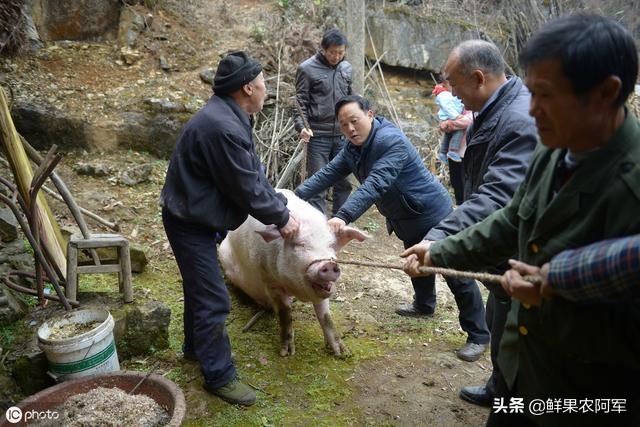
218,189,367,357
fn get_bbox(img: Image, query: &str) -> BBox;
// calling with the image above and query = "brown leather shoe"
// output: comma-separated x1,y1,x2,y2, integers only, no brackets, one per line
394,303,434,317
456,342,487,362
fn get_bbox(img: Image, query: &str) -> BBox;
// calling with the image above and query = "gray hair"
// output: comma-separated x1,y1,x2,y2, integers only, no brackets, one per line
454,40,505,77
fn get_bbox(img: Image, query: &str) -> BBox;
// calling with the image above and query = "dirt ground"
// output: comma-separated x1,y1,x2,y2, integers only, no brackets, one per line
1,1,492,425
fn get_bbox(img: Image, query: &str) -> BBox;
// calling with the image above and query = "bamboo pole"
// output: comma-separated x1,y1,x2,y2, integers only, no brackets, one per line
0,87,67,278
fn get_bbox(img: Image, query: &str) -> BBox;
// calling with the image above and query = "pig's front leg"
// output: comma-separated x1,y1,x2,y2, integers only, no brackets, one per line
313,299,347,357
274,296,295,356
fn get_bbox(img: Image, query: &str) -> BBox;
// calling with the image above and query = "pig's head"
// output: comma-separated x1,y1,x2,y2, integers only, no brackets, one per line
256,190,367,301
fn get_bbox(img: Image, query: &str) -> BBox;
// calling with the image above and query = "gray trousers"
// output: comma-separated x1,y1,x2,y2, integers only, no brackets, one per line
306,135,352,216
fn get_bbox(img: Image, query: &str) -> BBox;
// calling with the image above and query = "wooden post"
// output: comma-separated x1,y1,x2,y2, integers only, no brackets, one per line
0,86,67,278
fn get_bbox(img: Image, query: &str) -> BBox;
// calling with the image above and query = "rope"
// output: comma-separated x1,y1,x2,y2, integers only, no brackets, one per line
338,259,542,285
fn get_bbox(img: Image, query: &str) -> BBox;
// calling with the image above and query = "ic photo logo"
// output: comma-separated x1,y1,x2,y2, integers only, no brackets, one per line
5,406,22,424
5,406,59,424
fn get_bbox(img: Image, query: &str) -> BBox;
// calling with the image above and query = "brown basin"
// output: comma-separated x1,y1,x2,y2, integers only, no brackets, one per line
0,370,186,426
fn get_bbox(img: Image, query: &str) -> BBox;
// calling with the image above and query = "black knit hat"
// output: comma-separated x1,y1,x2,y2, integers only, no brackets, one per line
213,51,263,95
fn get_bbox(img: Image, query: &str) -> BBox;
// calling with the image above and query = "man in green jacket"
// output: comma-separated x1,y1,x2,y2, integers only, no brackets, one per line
403,13,639,427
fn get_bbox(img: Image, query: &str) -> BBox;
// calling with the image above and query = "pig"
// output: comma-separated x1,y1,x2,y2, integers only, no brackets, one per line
218,189,367,357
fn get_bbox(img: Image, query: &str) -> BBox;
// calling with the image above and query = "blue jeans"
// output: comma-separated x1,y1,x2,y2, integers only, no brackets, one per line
306,135,352,215
439,129,464,155
162,209,236,388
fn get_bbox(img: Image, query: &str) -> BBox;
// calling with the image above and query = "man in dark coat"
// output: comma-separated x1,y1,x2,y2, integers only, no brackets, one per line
398,40,537,402
295,28,353,216
160,51,299,406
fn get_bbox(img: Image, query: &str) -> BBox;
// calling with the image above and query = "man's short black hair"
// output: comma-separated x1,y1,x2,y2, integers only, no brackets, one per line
335,95,371,116
519,13,638,107
321,28,348,49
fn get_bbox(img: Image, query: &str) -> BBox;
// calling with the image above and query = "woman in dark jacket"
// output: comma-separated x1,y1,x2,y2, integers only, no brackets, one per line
295,94,453,303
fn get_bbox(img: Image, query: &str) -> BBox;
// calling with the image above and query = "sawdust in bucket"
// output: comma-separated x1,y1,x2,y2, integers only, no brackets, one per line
37,308,120,380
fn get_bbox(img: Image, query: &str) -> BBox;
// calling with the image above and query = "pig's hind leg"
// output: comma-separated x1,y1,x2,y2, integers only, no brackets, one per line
313,299,347,357
273,295,295,356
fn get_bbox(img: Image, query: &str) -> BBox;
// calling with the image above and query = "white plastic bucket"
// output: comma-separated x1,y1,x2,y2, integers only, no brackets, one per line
37,307,120,381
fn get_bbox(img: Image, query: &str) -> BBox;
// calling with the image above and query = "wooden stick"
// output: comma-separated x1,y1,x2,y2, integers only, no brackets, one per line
293,98,309,182
364,50,388,81
242,309,267,333
0,86,67,278
338,259,542,285
275,142,304,189
0,154,119,232
129,363,160,395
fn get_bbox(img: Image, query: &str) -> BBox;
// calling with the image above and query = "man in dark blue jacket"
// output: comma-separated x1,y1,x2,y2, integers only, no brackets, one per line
402,40,537,406
295,95,485,347
160,51,299,406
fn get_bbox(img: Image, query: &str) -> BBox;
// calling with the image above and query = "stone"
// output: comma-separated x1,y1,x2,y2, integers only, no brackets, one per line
11,350,53,396
118,6,147,48
0,207,18,243
120,47,142,65
129,244,148,273
144,98,185,114
199,68,216,85
119,164,153,186
11,101,87,151
74,162,114,177
159,56,171,71
29,0,121,41
111,301,171,359
0,285,28,325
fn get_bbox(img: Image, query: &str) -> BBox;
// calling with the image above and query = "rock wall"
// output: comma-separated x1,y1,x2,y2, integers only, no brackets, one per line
28,0,121,41
11,101,186,158
365,9,478,72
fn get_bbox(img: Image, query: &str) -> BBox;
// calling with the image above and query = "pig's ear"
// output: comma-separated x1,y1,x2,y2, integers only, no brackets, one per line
334,226,368,251
256,226,282,242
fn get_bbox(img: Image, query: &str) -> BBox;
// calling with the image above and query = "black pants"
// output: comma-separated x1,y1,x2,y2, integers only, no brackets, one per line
162,209,236,388
413,275,491,345
306,135,352,215
399,219,490,346
484,289,512,395
448,159,464,205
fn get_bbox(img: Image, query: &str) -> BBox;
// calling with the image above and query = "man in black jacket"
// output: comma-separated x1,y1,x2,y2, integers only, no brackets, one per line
295,28,353,216
160,51,299,406
400,40,537,405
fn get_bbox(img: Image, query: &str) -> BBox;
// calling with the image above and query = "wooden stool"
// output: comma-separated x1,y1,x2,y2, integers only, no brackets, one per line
66,234,133,303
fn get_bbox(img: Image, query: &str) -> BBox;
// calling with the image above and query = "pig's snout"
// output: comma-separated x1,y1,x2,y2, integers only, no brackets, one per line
317,260,340,282
307,260,341,296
